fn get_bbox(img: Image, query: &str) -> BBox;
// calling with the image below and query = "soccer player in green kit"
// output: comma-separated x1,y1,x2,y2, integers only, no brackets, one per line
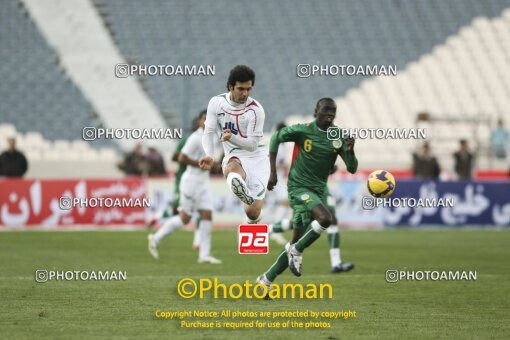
256,98,358,288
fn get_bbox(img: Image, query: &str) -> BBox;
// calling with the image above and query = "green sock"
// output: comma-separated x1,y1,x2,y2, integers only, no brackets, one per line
327,228,340,248
265,248,288,282
294,220,325,252
271,220,284,233
161,209,171,219
270,219,292,233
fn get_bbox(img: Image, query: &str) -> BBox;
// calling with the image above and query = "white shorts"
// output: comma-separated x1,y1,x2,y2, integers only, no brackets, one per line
178,177,213,215
223,153,270,200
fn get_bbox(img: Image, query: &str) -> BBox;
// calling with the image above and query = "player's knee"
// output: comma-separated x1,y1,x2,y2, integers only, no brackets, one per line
179,211,192,224
316,214,332,228
246,208,261,221
331,214,338,225
200,210,212,220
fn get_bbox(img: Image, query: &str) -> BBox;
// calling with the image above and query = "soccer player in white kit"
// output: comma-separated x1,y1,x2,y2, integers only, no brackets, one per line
148,110,222,264
199,65,269,223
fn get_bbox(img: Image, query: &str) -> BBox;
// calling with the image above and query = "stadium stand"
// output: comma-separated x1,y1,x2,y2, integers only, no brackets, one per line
0,0,96,142
97,0,510,126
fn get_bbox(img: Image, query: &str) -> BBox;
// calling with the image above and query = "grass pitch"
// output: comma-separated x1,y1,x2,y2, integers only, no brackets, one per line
1,229,509,339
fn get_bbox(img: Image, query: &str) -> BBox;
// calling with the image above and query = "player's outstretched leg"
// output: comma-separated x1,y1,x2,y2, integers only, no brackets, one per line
224,159,254,205
148,213,187,259
256,247,289,298
288,203,332,277
227,172,254,205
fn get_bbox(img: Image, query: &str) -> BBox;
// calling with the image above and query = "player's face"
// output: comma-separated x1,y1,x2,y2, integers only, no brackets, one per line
229,81,252,104
315,104,336,130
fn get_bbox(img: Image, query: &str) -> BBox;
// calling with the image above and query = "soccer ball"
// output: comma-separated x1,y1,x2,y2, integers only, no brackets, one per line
367,170,396,198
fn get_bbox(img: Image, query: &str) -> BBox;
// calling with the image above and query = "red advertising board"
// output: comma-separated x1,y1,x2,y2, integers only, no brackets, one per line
0,178,147,228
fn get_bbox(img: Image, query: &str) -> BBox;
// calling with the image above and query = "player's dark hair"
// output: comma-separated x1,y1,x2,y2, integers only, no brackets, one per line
191,117,199,131
191,109,207,131
276,122,287,131
315,97,336,110
226,65,255,90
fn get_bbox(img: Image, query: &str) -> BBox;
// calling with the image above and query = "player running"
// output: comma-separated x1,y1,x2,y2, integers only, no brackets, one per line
199,65,269,224
146,116,202,248
257,98,358,289
148,110,222,264
269,185,355,273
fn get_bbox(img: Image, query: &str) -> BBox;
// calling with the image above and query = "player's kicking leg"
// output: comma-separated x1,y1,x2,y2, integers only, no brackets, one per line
258,192,331,284
148,209,192,259
223,156,269,223
224,158,254,205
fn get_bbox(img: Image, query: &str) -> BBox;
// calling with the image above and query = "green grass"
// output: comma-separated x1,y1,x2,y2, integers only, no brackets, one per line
1,229,509,339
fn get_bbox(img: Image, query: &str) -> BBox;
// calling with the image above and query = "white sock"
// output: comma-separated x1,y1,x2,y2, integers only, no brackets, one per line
152,215,184,244
330,248,341,268
311,220,326,234
192,228,200,247
198,220,212,259
281,219,291,231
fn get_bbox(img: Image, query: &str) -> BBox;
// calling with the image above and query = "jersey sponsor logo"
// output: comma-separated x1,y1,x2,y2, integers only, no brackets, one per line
238,224,269,254
223,122,239,135
300,194,310,200
332,139,342,149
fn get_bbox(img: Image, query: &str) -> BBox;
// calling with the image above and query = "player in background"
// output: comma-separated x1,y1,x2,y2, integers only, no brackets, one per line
146,116,202,248
257,98,358,289
199,65,269,224
148,110,222,264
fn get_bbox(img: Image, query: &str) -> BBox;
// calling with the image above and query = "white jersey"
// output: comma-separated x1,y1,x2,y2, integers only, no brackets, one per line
181,128,209,182
204,93,266,158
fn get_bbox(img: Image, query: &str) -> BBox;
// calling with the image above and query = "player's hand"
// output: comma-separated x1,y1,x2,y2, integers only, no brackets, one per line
199,156,214,170
267,172,278,191
346,136,355,151
221,129,232,142
211,162,222,174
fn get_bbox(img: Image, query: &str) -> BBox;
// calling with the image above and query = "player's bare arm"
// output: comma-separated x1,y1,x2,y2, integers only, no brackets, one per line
268,151,278,191
339,136,358,174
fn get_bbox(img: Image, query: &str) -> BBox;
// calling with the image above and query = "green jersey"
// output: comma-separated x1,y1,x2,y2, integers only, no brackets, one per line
269,121,357,194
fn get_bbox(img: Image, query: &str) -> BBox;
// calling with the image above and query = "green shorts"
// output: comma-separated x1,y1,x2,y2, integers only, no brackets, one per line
288,187,328,230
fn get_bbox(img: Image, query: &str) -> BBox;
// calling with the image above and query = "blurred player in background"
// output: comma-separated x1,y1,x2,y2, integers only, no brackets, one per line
148,110,222,264
146,116,203,248
257,98,358,289
199,65,269,224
